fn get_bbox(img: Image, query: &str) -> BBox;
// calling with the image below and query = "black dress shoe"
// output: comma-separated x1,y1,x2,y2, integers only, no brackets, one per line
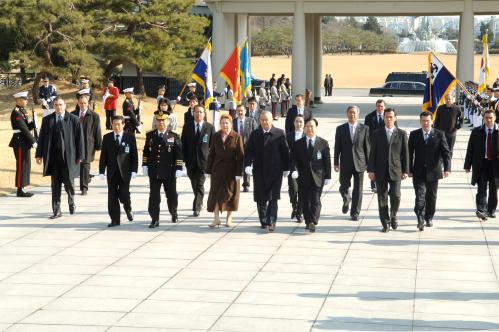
107,222,120,227
351,215,359,221
390,218,398,230
425,220,433,227
69,205,76,215
488,212,496,218
342,199,350,214
372,188,377,193
192,211,200,217
291,210,296,219
296,215,303,223
476,210,488,221
81,190,87,196
268,223,275,232
305,223,310,229
309,223,316,233
243,187,249,192
381,226,389,233
126,210,134,221
17,189,34,197
172,214,178,223
149,220,159,228
49,213,62,219
417,215,425,231
260,225,267,229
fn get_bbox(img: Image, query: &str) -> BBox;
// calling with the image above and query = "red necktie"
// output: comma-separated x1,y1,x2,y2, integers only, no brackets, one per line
79,112,84,123
487,129,493,160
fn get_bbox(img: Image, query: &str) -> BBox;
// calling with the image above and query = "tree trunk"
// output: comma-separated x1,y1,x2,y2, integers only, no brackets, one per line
20,66,27,85
103,59,126,80
136,64,145,95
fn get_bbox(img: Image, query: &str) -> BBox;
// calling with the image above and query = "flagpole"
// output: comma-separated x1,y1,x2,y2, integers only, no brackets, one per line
173,38,212,110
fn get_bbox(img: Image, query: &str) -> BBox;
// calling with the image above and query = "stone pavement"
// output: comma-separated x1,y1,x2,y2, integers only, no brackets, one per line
1,96,499,331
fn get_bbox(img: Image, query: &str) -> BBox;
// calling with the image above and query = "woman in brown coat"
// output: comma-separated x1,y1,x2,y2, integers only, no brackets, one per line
206,114,244,227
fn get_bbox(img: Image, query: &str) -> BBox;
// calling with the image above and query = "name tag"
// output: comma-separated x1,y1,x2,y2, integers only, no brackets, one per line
125,145,130,154
203,134,208,143
167,137,175,143
317,151,322,160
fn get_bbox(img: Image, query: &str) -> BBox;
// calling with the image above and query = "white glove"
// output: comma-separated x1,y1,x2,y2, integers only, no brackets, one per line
283,171,290,177
176,96,181,102
131,172,137,179
291,171,299,179
137,125,143,133
245,166,252,175
32,142,37,149
235,176,242,181
102,92,110,102
143,166,148,176
99,174,106,180
41,99,48,108
175,170,183,178
324,179,332,186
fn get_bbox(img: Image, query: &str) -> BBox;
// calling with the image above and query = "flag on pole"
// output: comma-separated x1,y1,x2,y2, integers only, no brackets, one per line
220,45,241,103
478,33,490,94
240,39,252,97
422,52,457,116
191,41,214,109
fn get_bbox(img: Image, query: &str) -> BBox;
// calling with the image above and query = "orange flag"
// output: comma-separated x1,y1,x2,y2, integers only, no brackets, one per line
220,45,241,103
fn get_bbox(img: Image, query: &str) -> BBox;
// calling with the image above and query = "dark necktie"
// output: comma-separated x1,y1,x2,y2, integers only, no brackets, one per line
487,129,493,160
378,115,383,126
159,132,164,140
424,132,429,144
308,138,314,157
239,120,244,137
115,134,120,146
195,123,201,140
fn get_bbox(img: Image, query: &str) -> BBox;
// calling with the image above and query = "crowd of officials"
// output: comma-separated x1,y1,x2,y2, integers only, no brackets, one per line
8,76,497,233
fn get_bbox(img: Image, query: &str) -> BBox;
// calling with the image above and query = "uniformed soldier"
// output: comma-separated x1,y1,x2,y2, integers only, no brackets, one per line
185,83,199,105
122,87,142,135
38,77,58,110
9,91,37,197
142,111,183,228
75,79,94,113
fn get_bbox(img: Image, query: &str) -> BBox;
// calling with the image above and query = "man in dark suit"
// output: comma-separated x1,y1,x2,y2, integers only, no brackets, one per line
245,97,260,122
287,115,305,222
234,104,258,192
291,118,331,232
143,111,183,228
434,94,463,157
71,92,101,195
245,111,290,232
368,108,409,232
464,110,499,221
285,94,312,133
364,99,397,193
334,105,370,221
36,97,84,219
181,105,215,216
99,116,138,227
409,111,451,231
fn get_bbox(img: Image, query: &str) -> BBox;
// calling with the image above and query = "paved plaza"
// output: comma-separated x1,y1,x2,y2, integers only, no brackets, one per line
1,95,499,331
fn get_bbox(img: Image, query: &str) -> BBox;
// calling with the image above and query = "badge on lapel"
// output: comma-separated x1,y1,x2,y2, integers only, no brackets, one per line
317,151,322,160
203,134,208,143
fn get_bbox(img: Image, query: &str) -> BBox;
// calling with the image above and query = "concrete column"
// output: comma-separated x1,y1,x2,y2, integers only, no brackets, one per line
457,0,474,83
292,1,306,97
208,2,226,89
237,14,248,44
305,14,315,98
314,15,323,103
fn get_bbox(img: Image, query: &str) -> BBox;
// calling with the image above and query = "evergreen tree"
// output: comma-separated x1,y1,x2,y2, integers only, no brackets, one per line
363,16,382,34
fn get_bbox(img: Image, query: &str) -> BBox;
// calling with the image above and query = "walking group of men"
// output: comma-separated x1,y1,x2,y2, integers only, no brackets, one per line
8,82,498,233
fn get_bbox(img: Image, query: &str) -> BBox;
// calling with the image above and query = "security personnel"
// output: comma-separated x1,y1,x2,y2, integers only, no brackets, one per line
143,111,183,228
122,87,142,135
9,91,37,197
38,77,58,110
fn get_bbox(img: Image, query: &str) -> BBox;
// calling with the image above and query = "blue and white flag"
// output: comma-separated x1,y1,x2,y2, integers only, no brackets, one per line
422,52,457,116
240,39,252,97
191,41,214,109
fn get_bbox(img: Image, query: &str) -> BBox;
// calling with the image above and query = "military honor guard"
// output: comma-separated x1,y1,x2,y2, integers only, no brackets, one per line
290,118,331,232
38,77,58,110
270,80,280,120
368,108,409,232
258,82,269,112
233,104,257,192
99,115,138,227
122,87,142,135
71,90,102,195
181,105,215,216
334,106,370,221
464,109,499,221
75,79,94,113
287,115,305,222
36,97,84,219
409,111,451,231
9,91,37,197
143,111,183,228
245,111,290,232
103,78,120,130
185,82,198,105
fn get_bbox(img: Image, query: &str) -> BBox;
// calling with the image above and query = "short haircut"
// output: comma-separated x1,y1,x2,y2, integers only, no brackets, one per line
53,96,65,103
260,110,272,119
236,104,246,110
189,96,198,102
295,94,304,99
376,99,385,105
384,108,396,116
419,111,432,119
219,113,232,123
484,109,496,116
112,115,125,123
247,96,257,103
294,114,304,120
346,105,359,113
78,95,89,102
305,117,318,126
194,104,205,112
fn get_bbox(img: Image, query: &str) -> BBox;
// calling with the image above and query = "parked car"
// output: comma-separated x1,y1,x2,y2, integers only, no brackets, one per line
369,81,426,97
